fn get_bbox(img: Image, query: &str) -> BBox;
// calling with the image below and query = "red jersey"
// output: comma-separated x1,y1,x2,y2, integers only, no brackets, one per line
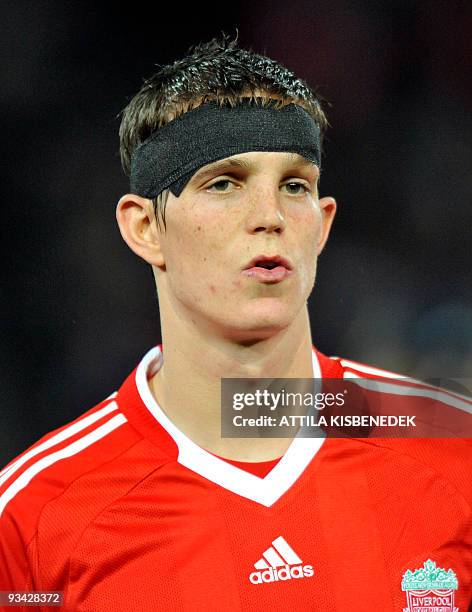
1,346,471,611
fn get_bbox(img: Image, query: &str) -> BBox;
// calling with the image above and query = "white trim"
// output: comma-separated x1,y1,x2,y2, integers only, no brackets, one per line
135,346,325,507
311,346,322,380
341,360,472,404
0,413,127,518
343,372,472,414
0,398,118,485
340,359,408,380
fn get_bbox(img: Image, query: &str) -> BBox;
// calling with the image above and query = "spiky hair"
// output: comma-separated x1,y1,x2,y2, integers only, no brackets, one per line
119,35,328,177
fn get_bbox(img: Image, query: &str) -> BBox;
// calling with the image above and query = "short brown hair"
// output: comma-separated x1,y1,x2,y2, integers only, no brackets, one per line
118,35,328,228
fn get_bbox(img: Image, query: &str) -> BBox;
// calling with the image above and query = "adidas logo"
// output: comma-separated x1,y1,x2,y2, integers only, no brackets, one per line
249,536,314,584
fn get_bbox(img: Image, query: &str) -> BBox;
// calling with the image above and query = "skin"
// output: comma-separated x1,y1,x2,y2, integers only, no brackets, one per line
116,150,336,460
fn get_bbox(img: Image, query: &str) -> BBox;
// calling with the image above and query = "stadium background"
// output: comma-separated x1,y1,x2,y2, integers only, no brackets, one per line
2,0,471,465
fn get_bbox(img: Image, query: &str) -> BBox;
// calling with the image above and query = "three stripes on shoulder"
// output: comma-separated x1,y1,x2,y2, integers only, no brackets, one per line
0,393,126,517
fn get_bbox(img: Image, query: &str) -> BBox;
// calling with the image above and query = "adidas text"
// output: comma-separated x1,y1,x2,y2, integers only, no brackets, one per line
249,564,314,584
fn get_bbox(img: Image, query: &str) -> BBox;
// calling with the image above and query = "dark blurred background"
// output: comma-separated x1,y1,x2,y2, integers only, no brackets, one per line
2,0,471,466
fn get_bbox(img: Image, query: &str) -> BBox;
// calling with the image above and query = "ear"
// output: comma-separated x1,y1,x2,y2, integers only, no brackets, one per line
317,196,337,255
115,193,165,267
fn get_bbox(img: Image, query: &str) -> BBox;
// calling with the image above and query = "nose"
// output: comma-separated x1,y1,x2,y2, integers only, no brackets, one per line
245,185,287,235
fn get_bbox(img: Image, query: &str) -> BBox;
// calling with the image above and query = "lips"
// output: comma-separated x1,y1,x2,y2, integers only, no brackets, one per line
242,255,293,283
244,255,293,271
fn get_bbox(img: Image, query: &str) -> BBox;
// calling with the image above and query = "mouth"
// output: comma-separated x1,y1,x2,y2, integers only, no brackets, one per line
242,255,293,283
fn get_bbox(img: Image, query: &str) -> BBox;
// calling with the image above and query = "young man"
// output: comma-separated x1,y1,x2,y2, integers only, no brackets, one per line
1,38,471,611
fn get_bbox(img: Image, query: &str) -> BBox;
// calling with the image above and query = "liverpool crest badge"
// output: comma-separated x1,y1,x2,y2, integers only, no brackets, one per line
402,559,459,612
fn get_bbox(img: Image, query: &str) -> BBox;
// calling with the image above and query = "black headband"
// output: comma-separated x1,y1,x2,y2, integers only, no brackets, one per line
130,100,322,199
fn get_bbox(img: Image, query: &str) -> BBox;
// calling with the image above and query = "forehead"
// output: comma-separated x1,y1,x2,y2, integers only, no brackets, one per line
190,151,318,181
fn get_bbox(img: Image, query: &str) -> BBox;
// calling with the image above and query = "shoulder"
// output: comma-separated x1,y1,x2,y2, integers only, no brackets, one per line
324,353,472,423
0,391,144,543
317,350,472,508
316,349,472,415
0,365,178,590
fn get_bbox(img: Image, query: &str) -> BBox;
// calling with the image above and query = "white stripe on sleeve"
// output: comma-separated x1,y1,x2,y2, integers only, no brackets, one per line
0,412,126,518
0,397,118,485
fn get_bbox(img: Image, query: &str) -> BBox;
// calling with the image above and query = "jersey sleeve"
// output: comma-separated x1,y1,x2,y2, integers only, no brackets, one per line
0,507,38,612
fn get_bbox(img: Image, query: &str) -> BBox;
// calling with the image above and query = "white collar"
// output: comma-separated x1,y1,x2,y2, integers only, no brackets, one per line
135,346,325,507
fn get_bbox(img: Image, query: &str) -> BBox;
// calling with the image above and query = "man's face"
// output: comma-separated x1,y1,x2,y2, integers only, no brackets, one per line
155,151,336,341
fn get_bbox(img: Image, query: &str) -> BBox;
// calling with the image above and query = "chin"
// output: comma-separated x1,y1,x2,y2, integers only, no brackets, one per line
222,301,297,340
224,326,286,344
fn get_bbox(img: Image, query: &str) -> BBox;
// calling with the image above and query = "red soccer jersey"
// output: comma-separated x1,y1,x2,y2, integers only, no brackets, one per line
1,346,471,611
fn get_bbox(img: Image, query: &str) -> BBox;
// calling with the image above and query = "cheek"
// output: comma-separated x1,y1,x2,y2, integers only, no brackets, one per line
163,209,229,283
290,205,322,250
305,202,322,228
289,207,321,291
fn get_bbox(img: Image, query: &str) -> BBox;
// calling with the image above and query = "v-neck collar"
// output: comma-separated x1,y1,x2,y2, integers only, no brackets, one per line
132,345,326,507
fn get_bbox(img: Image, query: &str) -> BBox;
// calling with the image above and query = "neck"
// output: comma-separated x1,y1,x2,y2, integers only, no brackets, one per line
149,304,315,461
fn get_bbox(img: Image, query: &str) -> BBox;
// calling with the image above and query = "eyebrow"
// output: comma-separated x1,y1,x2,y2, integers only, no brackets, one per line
190,152,317,184
190,158,252,184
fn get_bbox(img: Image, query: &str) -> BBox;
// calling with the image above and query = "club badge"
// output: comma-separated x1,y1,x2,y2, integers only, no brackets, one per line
401,559,459,612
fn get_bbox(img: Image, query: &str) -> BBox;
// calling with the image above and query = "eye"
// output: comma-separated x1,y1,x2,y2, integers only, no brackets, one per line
281,181,310,195
206,179,235,192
